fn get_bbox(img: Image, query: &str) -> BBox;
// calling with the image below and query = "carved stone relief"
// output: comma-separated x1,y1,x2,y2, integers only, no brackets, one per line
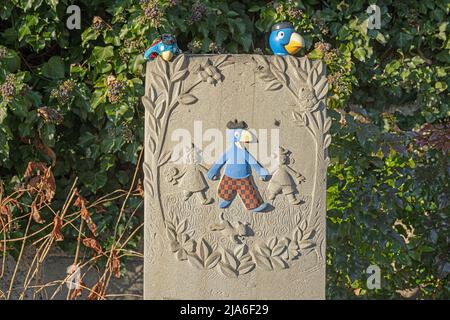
143,54,329,299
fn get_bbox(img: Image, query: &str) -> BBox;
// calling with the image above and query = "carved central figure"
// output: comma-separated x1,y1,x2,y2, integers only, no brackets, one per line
207,120,270,212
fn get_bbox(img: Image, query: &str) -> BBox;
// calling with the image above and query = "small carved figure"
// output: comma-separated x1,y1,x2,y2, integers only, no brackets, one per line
209,212,248,244
207,120,270,212
269,22,304,56
266,147,305,205
144,34,182,61
165,144,213,205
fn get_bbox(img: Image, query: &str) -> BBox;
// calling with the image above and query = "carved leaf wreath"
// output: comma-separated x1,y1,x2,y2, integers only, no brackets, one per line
146,55,326,277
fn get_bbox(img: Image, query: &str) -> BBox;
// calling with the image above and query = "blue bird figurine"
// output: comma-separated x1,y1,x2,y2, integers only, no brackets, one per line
144,34,182,62
207,120,270,213
269,22,304,56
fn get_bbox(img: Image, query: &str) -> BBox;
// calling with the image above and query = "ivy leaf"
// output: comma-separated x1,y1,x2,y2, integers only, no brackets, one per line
79,170,108,193
92,46,114,63
42,56,65,79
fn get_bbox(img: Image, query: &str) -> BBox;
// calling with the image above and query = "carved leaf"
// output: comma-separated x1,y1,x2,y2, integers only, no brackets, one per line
324,134,332,149
238,262,256,275
178,94,198,105
171,69,188,83
205,252,221,269
166,227,176,242
272,55,287,73
253,253,273,271
147,112,158,134
234,244,246,259
151,73,166,90
219,60,235,68
156,58,168,78
315,77,329,101
292,111,308,126
311,69,318,86
218,262,238,278
324,117,332,133
303,229,316,240
240,253,252,264
265,81,282,91
267,237,278,249
257,244,271,257
299,57,307,72
141,96,155,112
154,101,166,119
144,178,154,197
300,219,307,231
272,244,287,257
222,249,238,270
176,219,187,234
272,69,288,86
199,238,211,261
285,55,298,69
186,229,195,238
299,240,315,249
271,256,288,270
149,84,157,101
252,55,269,69
158,150,172,166
293,228,303,241
172,54,186,73
214,54,230,67
143,162,153,181
187,253,204,269
316,60,324,76
149,137,156,153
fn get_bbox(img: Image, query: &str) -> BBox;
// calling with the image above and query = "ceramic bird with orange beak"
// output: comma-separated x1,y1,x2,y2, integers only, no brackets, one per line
269,22,304,56
144,34,181,62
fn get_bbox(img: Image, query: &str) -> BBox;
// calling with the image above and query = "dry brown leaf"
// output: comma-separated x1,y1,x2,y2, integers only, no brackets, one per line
75,190,97,236
31,202,44,224
33,137,56,167
23,162,56,204
42,167,56,202
81,205,97,236
110,250,121,278
0,205,12,231
69,281,85,300
82,237,103,255
135,179,144,198
87,281,104,300
52,215,64,241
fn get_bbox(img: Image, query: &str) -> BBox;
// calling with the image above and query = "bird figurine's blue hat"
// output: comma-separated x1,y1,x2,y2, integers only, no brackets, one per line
144,34,182,62
269,22,304,56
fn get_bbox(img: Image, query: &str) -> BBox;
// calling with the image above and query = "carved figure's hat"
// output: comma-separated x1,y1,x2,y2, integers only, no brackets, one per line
226,119,248,130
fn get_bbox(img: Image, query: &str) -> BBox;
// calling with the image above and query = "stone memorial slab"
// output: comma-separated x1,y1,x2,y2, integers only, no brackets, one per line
143,54,330,299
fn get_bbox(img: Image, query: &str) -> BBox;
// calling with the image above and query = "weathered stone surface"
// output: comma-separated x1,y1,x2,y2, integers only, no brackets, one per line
143,54,329,299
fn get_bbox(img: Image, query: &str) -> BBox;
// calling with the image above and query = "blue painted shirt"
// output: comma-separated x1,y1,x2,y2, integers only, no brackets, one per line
208,146,269,179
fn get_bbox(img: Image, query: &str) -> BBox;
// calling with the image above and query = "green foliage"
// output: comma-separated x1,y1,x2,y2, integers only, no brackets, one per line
0,0,448,299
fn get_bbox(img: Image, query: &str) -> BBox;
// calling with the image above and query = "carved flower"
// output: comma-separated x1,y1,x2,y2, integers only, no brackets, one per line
164,166,178,184
298,86,318,112
170,233,196,261
195,60,223,85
